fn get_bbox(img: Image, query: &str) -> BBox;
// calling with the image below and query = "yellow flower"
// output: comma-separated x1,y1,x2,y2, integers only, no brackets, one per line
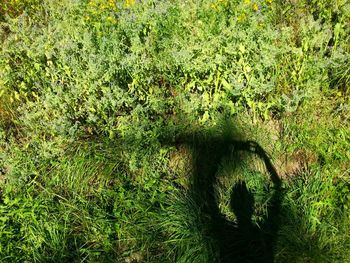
252,3,259,11
124,0,135,8
238,13,246,22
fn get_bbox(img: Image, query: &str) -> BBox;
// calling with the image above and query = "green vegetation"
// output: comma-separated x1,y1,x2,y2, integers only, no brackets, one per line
0,0,349,262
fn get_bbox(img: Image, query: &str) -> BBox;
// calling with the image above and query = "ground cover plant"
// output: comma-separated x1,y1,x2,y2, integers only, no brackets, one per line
0,0,349,262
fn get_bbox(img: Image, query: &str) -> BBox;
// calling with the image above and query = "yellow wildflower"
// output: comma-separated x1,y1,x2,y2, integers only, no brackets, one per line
124,0,135,8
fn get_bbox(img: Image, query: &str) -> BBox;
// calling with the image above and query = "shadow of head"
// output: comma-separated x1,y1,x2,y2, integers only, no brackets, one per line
230,181,254,228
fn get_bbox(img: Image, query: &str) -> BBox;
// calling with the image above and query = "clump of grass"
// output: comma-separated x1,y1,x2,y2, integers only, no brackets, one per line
0,144,172,262
276,171,350,263
161,191,219,263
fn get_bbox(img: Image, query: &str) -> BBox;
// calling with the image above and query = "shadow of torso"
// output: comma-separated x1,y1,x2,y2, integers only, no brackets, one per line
216,203,276,263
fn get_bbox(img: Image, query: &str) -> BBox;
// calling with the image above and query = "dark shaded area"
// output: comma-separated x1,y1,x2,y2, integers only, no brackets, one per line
163,120,283,263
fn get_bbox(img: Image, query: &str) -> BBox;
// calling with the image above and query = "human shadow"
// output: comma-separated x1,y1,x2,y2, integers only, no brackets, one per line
215,143,282,263
219,180,279,263
164,120,283,263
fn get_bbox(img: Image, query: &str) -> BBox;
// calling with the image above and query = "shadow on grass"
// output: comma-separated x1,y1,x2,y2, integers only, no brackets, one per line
164,119,283,263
